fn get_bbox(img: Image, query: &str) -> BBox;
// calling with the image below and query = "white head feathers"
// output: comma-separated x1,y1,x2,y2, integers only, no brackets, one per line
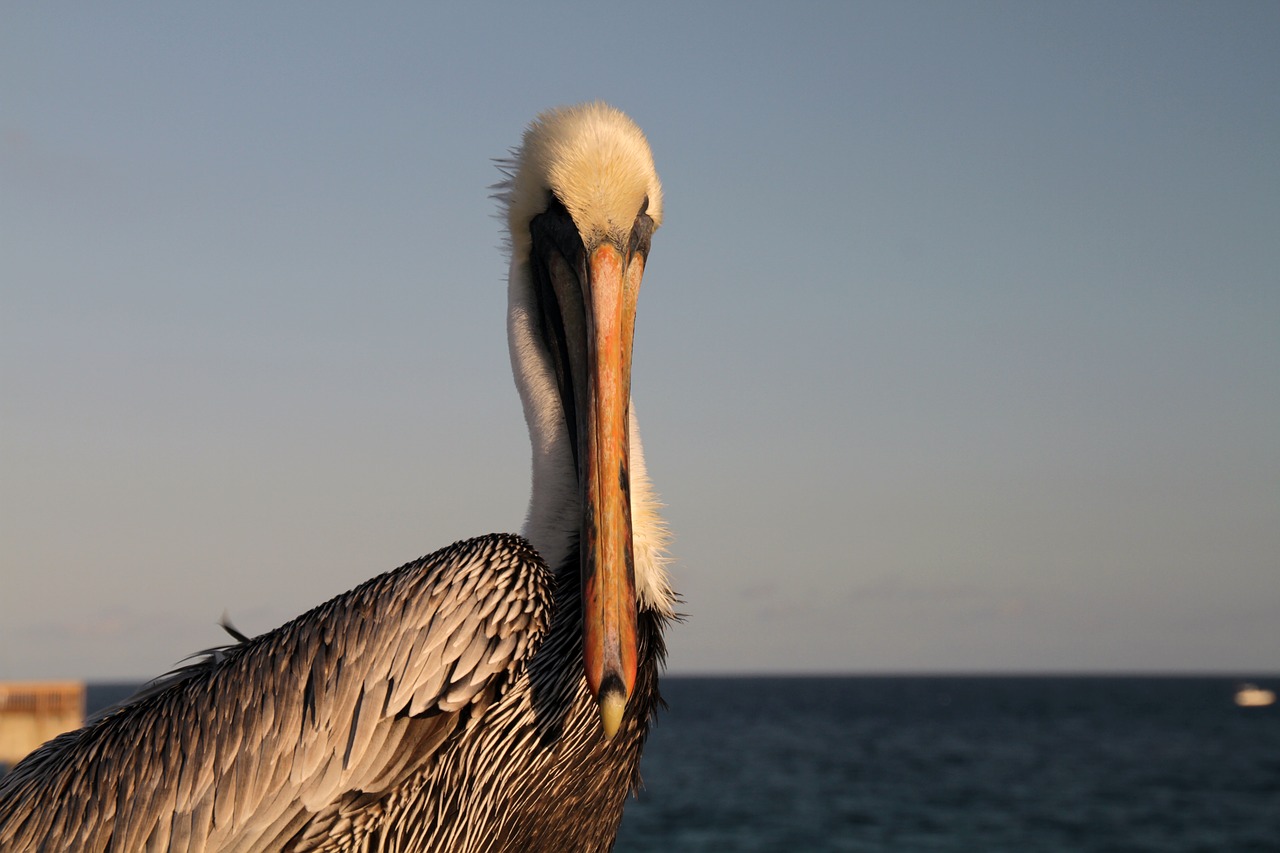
499,102,663,263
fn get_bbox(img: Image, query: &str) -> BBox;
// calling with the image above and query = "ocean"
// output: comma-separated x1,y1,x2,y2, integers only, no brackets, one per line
614,677,1280,852
65,677,1279,850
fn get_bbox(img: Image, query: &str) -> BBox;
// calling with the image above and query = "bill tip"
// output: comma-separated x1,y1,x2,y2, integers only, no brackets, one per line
597,676,628,740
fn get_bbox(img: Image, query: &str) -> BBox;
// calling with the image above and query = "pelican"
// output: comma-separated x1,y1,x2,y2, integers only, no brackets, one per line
0,103,675,851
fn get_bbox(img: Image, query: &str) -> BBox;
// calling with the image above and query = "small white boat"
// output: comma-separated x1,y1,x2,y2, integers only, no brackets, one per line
1234,683,1276,707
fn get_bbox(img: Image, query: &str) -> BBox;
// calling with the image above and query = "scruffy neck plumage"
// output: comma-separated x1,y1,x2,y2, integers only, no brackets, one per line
498,103,674,619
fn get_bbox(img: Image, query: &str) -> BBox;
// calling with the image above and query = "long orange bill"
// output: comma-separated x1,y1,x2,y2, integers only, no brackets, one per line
579,243,640,740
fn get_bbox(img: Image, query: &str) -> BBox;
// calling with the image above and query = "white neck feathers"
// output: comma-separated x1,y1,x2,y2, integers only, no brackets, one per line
497,104,673,618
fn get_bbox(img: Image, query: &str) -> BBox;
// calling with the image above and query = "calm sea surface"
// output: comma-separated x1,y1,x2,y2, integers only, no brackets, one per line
74,677,1280,851
613,677,1279,852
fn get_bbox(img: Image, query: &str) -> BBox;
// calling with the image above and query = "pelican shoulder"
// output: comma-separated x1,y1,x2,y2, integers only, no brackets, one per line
0,534,554,850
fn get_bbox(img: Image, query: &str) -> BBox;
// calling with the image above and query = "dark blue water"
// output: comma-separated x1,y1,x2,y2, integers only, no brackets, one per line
614,677,1280,852
76,677,1280,850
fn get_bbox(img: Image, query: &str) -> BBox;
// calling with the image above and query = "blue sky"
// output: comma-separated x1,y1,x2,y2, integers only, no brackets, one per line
3,3,1277,679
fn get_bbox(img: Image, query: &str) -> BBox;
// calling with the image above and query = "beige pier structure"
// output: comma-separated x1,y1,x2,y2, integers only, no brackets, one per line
0,681,85,767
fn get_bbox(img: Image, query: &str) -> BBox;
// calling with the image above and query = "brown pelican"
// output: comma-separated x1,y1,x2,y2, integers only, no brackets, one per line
0,103,675,851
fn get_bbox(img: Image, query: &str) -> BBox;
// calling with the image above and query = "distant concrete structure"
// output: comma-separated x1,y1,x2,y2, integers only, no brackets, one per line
0,681,85,767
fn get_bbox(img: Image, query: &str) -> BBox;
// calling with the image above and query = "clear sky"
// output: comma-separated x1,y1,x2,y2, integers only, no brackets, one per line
3,3,1277,679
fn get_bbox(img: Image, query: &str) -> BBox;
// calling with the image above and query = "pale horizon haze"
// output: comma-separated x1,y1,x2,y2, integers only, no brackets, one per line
3,3,1278,680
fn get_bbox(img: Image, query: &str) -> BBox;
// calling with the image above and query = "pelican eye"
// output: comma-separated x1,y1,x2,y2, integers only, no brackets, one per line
628,207,654,261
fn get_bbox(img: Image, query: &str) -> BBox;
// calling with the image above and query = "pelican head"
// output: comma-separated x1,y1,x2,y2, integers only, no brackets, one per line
499,103,671,739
